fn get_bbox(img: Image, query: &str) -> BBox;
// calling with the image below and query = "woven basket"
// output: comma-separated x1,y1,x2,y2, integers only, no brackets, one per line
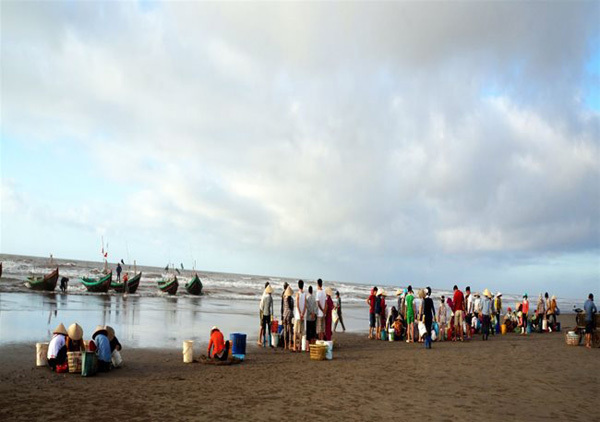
565,332,579,346
310,344,327,361
67,351,83,373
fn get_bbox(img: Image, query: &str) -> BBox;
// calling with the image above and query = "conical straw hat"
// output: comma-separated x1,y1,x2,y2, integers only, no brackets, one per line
67,323,83,341
395,289,403,296
92,325,108,339
265,285,273,294
284,286,293,297
105,325,115,341
325,287,333,296
417,289,425,299
483,289,492,298
53,323,67,335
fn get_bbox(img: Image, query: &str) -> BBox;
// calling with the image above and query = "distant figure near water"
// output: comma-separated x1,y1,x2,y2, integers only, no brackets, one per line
60,277,69,293
116,263,122,282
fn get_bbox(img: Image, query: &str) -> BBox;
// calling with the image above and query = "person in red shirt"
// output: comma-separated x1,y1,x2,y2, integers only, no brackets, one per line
452,285,465,341
207,326,230,361
366,287,378,339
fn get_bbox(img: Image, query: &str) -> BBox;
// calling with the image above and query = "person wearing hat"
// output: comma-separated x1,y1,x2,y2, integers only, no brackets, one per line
280,282,289,321
535,294,546,333
66,323,85,352
333,290,346,333
105,326,122,353
207,326,230,361
282,285,294,350
260,285,274,348
547,295,558,328
521,294,530,335
480,289,493,341
92,325,112,372
494,292,503,334
258,282,270,346
324,287,335,341
47,323,68,371
396,288,406,319
376,289,387,340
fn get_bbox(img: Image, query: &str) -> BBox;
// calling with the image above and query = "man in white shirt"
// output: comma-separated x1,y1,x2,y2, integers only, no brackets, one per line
294,279,307,352
316,278,326,340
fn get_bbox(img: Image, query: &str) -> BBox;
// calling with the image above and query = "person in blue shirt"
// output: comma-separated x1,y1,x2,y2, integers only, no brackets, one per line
92,326,112,372
583,294,597,349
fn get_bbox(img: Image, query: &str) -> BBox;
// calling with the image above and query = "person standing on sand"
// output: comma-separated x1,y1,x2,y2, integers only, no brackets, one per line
405,286,415,343
316,279,326,341
452,285,465,341
258,281,270,346
293,280,307,352
306,286,318,345
396,288,406,318
437,296,448,339
325,287,334,341
367,287,378,339
547,295,557,328
333,291,346,332
480,289,492,341
378,290,387,340
583,293,597,350
423,287,435,349
281,282,289,321
494,292,503,334
282,285,294,350
261,285,274,348
464,286,472,339
535,294,545,332
521,294,529,335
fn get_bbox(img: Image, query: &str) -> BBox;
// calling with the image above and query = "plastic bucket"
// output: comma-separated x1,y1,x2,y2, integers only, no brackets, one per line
433,322,439,337
278,325,284,335
36,342,49,367
501,324,507,335
301,335,307,351
542,319,548,331
526,322,532,334
271,320,279,333
182,340,194,363
81,351,98,377
388,329,394,342
111,350,123,368
229,333,247,355
381,330,387,341
271,333,279,347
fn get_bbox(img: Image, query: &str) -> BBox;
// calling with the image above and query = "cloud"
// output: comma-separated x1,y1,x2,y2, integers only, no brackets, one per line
1,1,598,293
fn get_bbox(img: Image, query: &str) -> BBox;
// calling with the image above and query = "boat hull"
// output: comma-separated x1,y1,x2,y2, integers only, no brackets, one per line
26,268,59,291
80,272,112,293
158,277,178,295
185,275,203,295
111,272,142,293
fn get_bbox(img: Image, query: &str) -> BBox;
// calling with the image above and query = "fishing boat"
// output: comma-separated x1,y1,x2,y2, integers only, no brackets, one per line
158,276,178,295
0,262,2,278
80,272,112,293
185,274,203,295
25,267,59,291
111,272,142,293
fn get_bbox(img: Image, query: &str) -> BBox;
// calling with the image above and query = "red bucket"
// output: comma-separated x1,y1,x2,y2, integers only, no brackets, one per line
271,320,279,333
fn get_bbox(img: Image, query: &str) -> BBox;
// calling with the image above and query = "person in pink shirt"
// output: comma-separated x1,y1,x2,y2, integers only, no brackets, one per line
521,294,530,335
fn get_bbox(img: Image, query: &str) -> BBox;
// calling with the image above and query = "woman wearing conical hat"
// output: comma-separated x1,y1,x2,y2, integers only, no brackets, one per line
66,323,85,352
47,323,68,371
480,289,493,341
92,325,112,372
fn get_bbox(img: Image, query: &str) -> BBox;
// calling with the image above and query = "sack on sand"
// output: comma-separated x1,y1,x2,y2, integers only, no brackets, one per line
418,322,427,338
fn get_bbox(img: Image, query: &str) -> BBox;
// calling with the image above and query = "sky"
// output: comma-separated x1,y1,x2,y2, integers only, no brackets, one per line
1,1,599,298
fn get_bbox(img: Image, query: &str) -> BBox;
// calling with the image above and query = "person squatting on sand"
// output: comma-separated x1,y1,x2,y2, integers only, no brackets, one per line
47,323,68,371
66,323,85,352
207,326,230,361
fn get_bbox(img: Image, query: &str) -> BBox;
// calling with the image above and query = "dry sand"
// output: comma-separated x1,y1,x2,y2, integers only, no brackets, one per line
0,316,597,421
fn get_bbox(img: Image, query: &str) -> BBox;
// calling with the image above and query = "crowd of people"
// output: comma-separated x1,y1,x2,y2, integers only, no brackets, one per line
366,284,574,349
257,279,344,351
47,322,122,372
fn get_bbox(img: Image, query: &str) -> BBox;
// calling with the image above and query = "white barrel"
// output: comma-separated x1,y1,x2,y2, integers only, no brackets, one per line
271,333,279,347
36,342,49,367
301,335,307,351
182,340,194,363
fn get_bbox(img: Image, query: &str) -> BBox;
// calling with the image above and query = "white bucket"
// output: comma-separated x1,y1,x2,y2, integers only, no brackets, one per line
301,335,307,351
36,342,49,367
388,328,395,342
542,319,548,331
271,333,279,347
111,350,123,368
182,340,194,363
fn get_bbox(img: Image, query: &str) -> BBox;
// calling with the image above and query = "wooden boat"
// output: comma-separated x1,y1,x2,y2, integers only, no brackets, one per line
158,276,178,295
185,274,203,295
111,272,142,293
80,272,112,293
0,262,2,278
25,267,59,291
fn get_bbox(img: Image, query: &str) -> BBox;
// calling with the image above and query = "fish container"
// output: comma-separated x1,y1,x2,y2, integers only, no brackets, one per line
229,333,247,355
310,344,327,361
388,329,395,342
301,335,307,352
271,333,280,347
67,351,82,374
271,320,279,333
81,351,98,377
380,330,387,341
36,342,49,367
501,324,507,335
183,340,194,363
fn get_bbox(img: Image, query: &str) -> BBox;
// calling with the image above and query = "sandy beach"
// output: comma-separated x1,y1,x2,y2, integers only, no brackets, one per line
0,315,597,422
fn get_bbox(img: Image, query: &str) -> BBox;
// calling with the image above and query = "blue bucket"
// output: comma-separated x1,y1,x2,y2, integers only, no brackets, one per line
230,333,247,355
278,325,283,334
433,322,439,337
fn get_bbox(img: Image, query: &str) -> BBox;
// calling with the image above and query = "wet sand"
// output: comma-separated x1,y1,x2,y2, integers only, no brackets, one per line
0,316,597,421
